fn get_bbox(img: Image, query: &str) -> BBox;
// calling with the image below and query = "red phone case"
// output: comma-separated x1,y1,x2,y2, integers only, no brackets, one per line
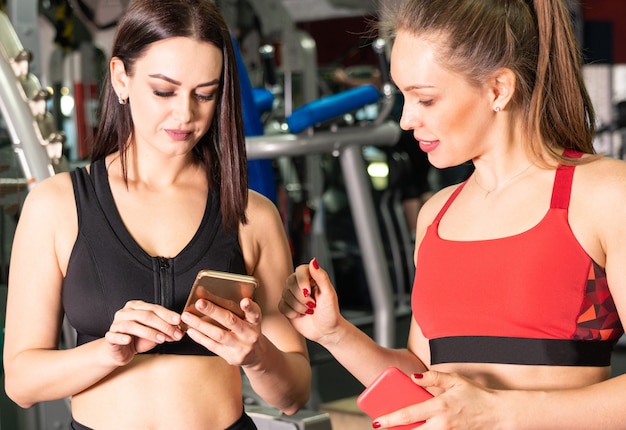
357,367,433,429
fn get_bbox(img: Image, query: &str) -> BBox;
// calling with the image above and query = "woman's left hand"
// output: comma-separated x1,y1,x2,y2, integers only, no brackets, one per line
372,370,503,430
181,297,265,367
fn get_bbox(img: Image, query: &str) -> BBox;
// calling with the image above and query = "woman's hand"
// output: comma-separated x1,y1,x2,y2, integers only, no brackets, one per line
278,258,344,345
371,370,502,430
104,300,184,366
181,296,266,367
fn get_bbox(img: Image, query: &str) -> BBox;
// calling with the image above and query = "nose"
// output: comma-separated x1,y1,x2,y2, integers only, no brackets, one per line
174,95,194,123
399,104,418,131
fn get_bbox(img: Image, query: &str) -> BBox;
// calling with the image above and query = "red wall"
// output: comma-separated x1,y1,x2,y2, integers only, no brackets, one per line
581,0,626,63
297,16,378,68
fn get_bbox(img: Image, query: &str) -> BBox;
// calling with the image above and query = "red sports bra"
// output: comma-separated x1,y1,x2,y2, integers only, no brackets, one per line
412,151,623,366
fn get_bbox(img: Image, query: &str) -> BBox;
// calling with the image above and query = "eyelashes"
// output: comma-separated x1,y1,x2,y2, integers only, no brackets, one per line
195,93,215,102
152,90,215,102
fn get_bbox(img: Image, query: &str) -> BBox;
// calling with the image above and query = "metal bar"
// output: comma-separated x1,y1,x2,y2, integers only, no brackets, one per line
246,121,400,347
246,121,399,159
339,145,395,347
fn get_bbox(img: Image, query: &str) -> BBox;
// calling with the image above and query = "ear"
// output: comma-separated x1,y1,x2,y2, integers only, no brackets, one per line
489,67,516,112
110,57,129,100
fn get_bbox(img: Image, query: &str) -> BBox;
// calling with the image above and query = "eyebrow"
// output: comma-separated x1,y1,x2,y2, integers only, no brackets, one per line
148,74,220,88
403,84,435,91
389,75,434,92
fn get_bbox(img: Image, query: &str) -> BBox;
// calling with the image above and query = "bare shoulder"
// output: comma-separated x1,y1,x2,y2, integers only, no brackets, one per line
21,171,76,216
573,156,626,200
16,172,78,249
12,171,78,276
243,190,282,228
239,190,286,252
239,191,292,290
570,156,626,244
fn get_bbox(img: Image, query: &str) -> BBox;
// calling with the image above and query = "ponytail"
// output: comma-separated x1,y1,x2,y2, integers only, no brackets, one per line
528,0,596,162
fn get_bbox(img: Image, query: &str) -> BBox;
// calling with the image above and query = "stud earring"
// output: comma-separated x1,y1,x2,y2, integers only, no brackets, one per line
494,106,501,113
118,95,127,105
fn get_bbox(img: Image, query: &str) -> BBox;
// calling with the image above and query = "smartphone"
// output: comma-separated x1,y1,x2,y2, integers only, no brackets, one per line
179,270,258,331
357,367,433,429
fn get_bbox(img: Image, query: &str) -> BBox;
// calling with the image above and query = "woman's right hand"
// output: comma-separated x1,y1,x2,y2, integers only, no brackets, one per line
104,300,184,365
279,259,343,344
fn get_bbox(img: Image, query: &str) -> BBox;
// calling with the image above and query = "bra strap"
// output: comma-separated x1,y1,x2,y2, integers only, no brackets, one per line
550,149,583,209
433,179,468,223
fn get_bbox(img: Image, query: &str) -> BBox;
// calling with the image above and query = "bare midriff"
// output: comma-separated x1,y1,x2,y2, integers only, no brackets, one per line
71,354,243,429
431,361,610,393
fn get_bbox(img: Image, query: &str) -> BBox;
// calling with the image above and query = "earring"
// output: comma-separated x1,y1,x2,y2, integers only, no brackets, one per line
118,95,127,105
494,106,501,113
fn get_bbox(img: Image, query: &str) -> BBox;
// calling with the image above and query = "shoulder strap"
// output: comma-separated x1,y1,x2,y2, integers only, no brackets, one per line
550,149,583,209
433,179,469,223
69,164,90,225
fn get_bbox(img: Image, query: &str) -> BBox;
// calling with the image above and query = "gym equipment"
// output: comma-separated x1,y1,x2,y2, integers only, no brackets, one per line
246,405,331,430
0,12,64,187
228,0,401,348
246,85,401,349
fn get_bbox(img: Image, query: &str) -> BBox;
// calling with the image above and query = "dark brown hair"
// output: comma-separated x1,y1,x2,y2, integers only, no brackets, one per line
379,0,596,164
91,0,248,229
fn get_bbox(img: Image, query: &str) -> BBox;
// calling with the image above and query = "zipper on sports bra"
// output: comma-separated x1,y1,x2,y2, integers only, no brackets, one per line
157,256,174,309
153,256,174,354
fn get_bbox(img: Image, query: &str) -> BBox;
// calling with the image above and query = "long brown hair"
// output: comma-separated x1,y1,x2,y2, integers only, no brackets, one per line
91,0,248,229
379,0,596,165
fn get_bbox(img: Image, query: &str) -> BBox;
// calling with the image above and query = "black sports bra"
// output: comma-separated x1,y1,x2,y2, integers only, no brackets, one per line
63,158,246,356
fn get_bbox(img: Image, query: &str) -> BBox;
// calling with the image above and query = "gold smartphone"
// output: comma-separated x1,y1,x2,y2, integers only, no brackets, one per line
180,270,258,331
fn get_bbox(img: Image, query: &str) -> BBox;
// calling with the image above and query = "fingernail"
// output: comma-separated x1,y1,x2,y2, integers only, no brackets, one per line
413,373,424,379
372,422,381,429
196,300,207,310
312,257,320,270
303,289,310,298
306,301,316,309
305,309,314,315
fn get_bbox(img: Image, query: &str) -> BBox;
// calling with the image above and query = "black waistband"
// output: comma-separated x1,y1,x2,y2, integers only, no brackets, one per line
70,419,92,430
430,336,618,366
70,410,256,430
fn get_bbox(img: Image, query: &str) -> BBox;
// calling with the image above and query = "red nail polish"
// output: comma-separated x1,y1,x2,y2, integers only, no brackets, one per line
413,373,424,379
312,257,319,270
305,309,314,315
306,301,316,309
372,422,381,429
303,289,310,298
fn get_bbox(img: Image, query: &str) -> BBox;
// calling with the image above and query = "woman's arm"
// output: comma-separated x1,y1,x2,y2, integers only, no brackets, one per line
238,191,312,414
281,260,427,387
3,174,117,406
3,174,184,407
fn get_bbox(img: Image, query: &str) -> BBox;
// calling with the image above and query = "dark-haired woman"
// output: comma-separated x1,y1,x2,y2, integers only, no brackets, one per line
3,1,310,428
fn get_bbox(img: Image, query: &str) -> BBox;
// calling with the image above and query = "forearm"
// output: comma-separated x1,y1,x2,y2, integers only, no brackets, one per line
319,317,426,387
242,337,311,415
4,339,119,408
498,375,626,430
